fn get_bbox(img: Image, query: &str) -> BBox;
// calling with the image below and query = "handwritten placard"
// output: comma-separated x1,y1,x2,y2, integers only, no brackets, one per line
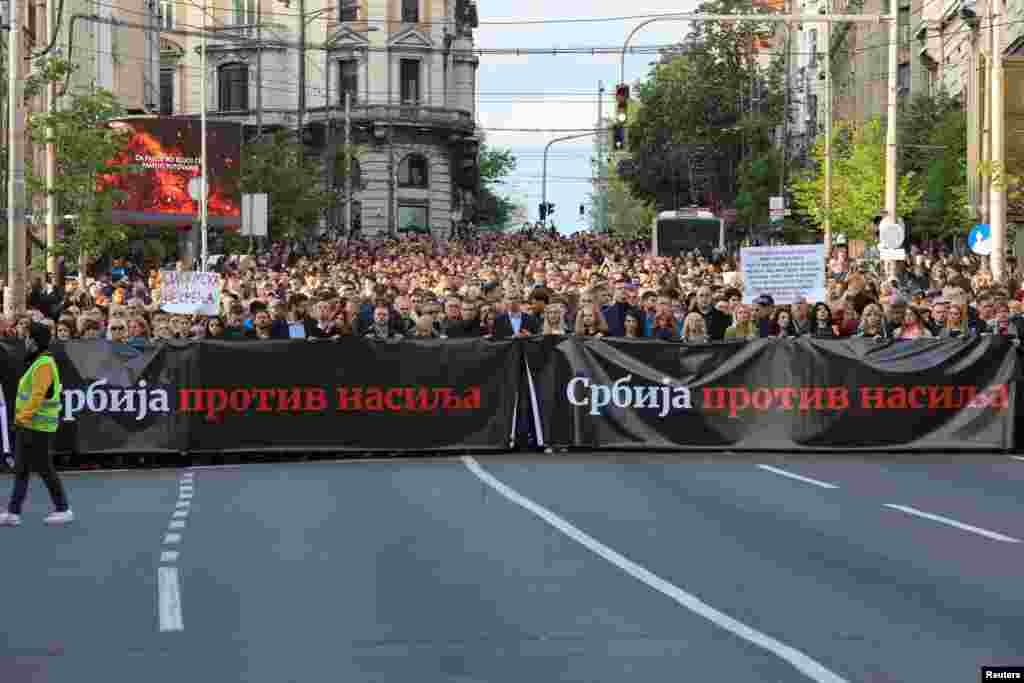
159,271,221,315
741,245,826,305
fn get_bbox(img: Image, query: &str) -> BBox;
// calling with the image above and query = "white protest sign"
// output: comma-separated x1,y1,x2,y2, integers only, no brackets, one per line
740,244,826,305
159,271,221,315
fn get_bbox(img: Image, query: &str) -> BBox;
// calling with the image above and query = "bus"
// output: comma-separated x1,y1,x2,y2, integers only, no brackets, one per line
651,208,725,257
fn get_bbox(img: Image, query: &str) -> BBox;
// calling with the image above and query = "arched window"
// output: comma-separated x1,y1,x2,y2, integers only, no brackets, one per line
333,157,362,190
398,154,428,188
401,0,419,23
218,63,249,112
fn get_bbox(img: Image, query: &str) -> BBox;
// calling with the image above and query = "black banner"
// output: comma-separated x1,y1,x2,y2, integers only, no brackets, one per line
0,337,1017,455
186,338,520,452
531,337,1020,450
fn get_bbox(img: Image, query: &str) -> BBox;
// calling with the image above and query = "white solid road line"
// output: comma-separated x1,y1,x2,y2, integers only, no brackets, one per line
461,456,848,683
883,504,1021,543
160,551,179,563
169,520,186,529
164,533,182,544
172,509,189,518
757,465,840,490
175,500,190,509
158,566,184,632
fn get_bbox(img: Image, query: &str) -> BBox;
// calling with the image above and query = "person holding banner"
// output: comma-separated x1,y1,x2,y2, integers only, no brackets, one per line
0,323,73,527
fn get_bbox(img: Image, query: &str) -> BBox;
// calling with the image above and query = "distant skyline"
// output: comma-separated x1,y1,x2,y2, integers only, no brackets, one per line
475,1,703,234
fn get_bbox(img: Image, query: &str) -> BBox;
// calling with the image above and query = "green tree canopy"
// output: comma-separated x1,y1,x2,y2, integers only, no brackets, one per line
26,58,141,270
790,117,923,242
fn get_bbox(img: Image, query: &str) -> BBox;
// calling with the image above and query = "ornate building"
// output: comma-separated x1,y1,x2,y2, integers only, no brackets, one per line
161,0,480,237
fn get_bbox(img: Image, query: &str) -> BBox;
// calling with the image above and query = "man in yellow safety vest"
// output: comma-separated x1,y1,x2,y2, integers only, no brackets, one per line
0,322,73,526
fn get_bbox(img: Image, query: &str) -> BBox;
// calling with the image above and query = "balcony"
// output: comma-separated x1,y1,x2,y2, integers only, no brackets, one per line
313,103,476,134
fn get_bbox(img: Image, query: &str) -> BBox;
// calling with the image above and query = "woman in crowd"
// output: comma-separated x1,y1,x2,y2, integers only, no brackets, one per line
724,304,757,340
857,303,889,339
809,302,840,338
542,302,568,336
941,303,973,338
894,307,933,340
680,312,709,344
773,308,794,338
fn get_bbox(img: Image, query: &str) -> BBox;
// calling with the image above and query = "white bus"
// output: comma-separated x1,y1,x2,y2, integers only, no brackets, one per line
651,208,725,257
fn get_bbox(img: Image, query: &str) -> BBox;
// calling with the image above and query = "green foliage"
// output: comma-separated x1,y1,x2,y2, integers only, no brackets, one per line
24,55,76,103
26,83,141,268
623,0,785,208
590,158,657,238
790,117,923,242
240,131,332,241
479,144,516,189
735,150,781,227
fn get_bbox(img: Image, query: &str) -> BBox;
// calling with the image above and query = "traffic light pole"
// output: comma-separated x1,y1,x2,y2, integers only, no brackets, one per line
543,131,598,227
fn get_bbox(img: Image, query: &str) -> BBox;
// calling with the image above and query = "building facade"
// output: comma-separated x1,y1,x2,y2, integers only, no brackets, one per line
160,0,481,237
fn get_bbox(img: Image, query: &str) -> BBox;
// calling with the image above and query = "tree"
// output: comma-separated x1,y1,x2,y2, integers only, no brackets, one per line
790,117,923,242
623,0,785,209
475,143,517,230
26,56,142,272
240,131,332,242
589,159,657,238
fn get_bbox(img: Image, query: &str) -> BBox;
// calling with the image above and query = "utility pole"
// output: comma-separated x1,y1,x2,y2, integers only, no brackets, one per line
256,0,262,137
823,2,833,257
325,51,332,233
780,0,790,200
597,80,605,233
345,91,352,238
199,0,209,271
989,0,1005,280
297,0,306,159
6,0,26,315
883,0,899,223
45,0,57,276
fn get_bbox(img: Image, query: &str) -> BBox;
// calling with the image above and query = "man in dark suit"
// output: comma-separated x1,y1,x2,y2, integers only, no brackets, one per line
494,292,540,339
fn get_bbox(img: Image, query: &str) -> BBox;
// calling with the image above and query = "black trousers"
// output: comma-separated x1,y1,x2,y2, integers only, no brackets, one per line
7,427,68,515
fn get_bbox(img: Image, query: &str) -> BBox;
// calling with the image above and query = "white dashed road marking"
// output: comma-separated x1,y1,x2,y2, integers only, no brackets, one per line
757,465,840,490
158,469,196,633
883,504,1021,543
462,457,848,683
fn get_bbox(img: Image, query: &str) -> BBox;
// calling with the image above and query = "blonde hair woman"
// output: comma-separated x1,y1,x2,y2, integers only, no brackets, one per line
724,304,757,340
857,303,888,338
681,312,709,343
543,303,568,335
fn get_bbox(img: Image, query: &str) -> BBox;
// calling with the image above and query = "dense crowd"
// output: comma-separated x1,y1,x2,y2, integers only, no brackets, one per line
7,233,1024,346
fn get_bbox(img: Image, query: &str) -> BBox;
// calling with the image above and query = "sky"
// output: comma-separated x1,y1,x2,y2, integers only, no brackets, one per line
475,0,703,234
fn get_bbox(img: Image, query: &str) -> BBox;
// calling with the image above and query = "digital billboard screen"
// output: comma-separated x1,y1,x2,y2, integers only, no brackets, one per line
100,117,241,228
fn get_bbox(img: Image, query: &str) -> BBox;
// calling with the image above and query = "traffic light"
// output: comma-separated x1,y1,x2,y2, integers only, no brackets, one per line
579,204,585,216
615,84,630,123
539,202,547,220
613,124,625,150
546,202,555,216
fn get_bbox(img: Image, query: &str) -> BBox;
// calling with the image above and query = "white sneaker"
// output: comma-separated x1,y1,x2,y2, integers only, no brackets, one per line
0,512,21,526
43,510,74,525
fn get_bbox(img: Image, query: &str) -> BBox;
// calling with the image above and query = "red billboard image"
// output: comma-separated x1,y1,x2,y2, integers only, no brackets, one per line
100,116,242,228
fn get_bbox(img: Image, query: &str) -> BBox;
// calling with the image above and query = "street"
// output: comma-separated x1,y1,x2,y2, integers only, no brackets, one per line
1,454,1023,682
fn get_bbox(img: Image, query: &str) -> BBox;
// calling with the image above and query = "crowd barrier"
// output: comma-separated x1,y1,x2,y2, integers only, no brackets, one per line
0,336,1018,458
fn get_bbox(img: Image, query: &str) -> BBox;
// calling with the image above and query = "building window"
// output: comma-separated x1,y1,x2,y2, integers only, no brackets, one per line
897,62,910,94
233,0,257,32
402,0,419,23
398,154,428,187
339,59,358,104
159,0,174,29
398,204,429,233
807,29,817,67
160,69,174,115
218,63,249,111
26,1,36,46
400,59,420,103
339,0,358,21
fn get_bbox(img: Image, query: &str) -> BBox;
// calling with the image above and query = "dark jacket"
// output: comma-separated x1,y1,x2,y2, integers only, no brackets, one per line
602,302,640,337
698,307,732,341
493,312,541,339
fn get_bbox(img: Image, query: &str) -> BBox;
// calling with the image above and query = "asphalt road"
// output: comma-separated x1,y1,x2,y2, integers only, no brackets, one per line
1,454,1023,682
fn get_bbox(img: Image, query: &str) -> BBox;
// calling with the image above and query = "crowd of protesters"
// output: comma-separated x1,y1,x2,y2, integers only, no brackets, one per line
5,232,1024,346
